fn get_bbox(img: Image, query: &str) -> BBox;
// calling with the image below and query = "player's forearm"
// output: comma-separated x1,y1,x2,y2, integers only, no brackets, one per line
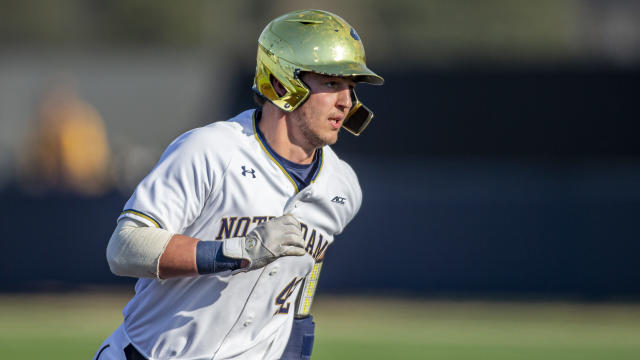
154,234,243,279
157,234,199,278
106,218,199,279
107,219,244,279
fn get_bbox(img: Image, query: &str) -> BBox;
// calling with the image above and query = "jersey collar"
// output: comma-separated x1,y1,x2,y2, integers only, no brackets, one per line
252,110,324,193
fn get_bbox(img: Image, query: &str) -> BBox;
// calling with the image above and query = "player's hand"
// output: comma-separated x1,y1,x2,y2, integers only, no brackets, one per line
223,214,306,271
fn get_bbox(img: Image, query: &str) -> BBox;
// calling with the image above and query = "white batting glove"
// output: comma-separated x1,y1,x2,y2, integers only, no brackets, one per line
222,214,306,271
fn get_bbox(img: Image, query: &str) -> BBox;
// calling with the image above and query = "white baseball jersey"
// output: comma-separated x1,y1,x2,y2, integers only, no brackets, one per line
113,109,362,359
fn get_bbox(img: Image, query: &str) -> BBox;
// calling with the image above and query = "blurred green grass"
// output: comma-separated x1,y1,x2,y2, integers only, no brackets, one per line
0,291,639,359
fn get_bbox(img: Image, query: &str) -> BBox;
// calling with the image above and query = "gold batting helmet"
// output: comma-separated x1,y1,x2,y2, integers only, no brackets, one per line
253,9,384,135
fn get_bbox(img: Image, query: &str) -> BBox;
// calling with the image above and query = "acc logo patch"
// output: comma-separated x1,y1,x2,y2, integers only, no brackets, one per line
331,196,346,205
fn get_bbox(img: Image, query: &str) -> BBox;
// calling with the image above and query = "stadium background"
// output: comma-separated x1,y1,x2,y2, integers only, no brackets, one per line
1,1,639,359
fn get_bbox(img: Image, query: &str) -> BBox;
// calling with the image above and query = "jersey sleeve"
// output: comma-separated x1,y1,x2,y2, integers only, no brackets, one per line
119,126,229,233
341,160,363,225
325,157,363,236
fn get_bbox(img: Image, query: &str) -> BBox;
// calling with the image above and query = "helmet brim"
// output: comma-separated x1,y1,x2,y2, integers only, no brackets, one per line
302,62,384,85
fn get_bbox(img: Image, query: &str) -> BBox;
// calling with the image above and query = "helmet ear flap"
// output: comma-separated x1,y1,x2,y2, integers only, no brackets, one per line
253,45,310,112
253,56,279,104
270,75,288,97
251,74,288,108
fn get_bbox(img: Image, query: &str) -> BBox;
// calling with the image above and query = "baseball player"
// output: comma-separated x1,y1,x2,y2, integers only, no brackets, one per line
94,9,383,360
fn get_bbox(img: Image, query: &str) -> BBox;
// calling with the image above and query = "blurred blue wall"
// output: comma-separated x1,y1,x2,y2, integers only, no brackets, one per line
2,66,639,299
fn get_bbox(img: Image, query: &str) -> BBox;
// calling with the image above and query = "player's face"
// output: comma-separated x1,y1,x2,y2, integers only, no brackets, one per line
289,73,354,149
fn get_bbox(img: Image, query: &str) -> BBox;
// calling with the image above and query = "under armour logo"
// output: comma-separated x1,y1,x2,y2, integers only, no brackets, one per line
331,196,346,205
241,165,256,178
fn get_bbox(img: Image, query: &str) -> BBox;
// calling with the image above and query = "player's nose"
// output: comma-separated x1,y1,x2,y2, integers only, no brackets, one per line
336,87,352,112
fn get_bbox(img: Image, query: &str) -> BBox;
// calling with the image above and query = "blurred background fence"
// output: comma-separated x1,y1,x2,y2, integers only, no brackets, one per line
1,0,639,299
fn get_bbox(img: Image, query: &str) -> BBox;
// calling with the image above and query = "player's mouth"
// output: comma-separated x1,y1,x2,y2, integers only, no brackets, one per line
329,116,343,129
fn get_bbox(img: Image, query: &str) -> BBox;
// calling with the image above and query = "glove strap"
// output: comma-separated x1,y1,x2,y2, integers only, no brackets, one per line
196,241,242,274
222,237,244,259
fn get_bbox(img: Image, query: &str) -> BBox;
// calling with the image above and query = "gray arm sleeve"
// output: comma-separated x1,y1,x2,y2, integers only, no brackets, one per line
106,218,174,279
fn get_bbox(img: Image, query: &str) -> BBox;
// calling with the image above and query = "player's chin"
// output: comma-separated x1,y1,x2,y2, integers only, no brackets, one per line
312,127,339,147
323,131,339,146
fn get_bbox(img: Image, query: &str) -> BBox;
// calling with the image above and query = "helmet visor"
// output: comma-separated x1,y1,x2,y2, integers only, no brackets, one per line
306,62,384,85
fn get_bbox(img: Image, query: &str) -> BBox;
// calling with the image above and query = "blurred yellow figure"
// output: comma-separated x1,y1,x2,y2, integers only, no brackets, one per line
24,83,112,195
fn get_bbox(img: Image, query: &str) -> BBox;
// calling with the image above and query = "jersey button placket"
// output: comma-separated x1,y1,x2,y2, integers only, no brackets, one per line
243,316,253,327
286,186,314,212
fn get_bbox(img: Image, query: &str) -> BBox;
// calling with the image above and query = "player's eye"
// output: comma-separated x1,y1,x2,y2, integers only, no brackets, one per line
325,81,337,88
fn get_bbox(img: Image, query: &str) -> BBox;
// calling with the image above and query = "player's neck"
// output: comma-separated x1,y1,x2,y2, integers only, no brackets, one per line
259,106,316,165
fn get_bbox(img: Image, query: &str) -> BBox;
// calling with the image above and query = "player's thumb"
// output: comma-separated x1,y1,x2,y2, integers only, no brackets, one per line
281,246,307,257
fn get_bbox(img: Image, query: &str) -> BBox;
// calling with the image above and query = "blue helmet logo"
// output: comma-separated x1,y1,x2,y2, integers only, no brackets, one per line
350,28,360,41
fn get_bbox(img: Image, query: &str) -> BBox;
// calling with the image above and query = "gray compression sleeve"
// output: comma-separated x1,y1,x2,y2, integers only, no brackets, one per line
106,218,173,278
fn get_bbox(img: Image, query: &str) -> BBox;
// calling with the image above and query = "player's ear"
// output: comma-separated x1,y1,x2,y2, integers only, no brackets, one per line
270,76,287,97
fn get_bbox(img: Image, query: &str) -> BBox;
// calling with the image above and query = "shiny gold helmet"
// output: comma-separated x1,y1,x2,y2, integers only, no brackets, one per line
253,9,384,135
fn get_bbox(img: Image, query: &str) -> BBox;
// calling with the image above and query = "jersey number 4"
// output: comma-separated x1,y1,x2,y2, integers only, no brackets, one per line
274,277,303,315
